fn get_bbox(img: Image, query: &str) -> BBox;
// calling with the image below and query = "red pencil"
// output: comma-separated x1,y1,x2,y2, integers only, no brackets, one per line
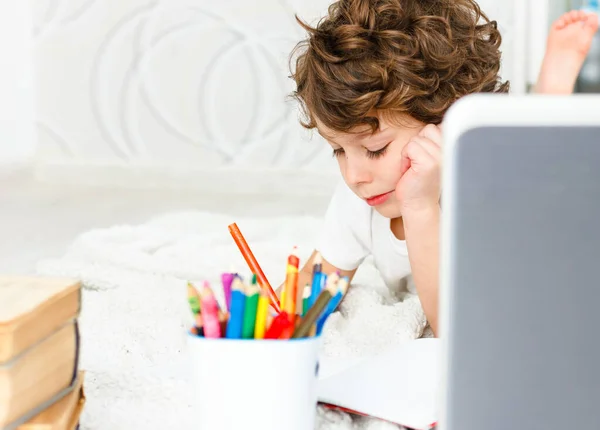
264,312,294,339
228,223,281,313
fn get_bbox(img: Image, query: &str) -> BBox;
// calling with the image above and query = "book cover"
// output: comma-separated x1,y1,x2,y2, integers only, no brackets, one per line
0,321,80,429
19,371,86,430
0,276,81,363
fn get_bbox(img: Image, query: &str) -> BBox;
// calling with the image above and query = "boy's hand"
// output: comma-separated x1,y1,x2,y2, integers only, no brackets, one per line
395,124,442,213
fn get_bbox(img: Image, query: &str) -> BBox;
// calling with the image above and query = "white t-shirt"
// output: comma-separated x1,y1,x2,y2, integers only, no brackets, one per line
319,181,415,294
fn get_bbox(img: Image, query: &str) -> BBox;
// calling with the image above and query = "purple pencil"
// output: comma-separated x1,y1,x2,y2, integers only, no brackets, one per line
221,272,235,311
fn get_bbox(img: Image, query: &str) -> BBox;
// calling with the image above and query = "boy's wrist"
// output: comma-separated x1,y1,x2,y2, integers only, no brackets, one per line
401,202,440,223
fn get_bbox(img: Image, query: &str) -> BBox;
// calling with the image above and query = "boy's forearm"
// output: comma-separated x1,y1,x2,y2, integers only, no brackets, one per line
402,205,440,336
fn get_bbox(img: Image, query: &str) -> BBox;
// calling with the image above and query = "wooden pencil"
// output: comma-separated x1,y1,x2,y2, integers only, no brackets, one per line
265,311,294,339
199,282,221,338
254,289,269,339
221,272,235,311
187,282,203,334
225,277,246,339
283,247,300,315
218,309,229,336
316,276,349,334
292,273,339,338
187,282,201,315
309,253,323,307
228,223,281,312
302,283,311,316
328,276,348,311
242,276,260,339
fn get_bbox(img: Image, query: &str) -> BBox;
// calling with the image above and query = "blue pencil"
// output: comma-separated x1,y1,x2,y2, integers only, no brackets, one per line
316,276,349,335
309,253,324,307
225,277,246,338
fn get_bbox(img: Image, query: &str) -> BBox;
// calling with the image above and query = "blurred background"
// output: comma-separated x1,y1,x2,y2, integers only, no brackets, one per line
0,0,597,273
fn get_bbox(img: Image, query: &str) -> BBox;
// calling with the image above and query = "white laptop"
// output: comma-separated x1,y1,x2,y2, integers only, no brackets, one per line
439,94,600,430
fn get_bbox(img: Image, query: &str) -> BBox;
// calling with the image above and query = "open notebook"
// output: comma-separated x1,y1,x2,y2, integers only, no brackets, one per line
317,338,440,430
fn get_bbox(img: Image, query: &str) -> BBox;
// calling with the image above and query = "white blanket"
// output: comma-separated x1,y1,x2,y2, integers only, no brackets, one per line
36,211,428,430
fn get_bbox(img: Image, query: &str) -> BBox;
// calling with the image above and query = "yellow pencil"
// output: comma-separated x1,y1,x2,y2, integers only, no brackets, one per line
254,289,270,339
283,247,300,315
280,289,287,314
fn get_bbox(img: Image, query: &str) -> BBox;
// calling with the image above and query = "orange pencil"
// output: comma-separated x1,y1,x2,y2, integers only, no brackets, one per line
283,247,300,315
228,223,281,313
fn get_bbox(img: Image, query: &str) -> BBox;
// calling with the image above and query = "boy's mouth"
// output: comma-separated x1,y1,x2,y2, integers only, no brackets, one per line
365,191,394,206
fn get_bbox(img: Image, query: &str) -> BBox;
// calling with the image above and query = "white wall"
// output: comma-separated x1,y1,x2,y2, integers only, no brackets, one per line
32,0,335,174
0,2,35,166
1,0,555,188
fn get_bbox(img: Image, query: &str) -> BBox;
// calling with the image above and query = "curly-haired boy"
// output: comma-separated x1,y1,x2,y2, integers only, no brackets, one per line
287,0,598,335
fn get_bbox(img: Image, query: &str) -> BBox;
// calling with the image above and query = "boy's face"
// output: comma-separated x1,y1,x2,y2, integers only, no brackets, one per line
317,113,425,219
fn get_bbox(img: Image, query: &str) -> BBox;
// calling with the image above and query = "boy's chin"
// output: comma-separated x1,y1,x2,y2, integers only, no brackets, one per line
374,202,403,219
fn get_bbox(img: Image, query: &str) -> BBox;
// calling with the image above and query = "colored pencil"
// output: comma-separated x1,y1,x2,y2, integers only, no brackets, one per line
279,316,296,339
242,275,260,339
318,273,327,300
190,325,204,336
187,282,205,335
199,282,221,338
228,223,281,312
265,311,294,339
309,253,323,307
316,276,349,335
218,309,229,335
292,273,340,338
225,276,246,339
187,282,201,315
283,247,300,315
254,288,269,339
266,311,275,332
302,283,311,316
221,272,235,311
280,288,287,316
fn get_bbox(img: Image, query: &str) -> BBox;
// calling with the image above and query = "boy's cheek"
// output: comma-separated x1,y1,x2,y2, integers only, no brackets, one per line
384,149,405,182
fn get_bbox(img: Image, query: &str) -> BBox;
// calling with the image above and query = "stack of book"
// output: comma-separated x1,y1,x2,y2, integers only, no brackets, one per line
0,276,85,430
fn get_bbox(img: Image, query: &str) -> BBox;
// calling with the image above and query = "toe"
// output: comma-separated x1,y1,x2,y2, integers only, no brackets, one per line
565,10,579,22
555,11,579,29
554,15,568,30
585,13,599,32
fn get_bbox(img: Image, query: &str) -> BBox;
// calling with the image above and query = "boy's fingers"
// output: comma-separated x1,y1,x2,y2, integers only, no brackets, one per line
418,124,442,146
410,136,441,162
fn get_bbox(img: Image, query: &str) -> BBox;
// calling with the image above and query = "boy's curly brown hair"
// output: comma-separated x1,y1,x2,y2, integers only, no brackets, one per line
290,0,510,133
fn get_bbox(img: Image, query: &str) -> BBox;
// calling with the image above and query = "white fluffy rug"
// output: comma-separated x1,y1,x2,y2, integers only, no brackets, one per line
36,211,428,430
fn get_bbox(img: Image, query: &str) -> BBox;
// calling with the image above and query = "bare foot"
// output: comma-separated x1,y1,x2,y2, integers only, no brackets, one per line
535,10,599,94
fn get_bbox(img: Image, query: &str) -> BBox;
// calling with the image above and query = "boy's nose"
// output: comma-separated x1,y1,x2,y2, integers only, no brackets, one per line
344,157,372,186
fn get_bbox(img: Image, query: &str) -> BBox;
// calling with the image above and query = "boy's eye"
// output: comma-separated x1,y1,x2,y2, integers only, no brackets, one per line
332,147,345,158
366,143,390,159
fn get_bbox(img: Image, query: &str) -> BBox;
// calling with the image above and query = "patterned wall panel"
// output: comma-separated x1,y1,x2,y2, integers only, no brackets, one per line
32,0,523,171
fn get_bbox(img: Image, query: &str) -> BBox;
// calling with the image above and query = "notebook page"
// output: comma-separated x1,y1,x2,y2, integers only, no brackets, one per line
317,355,369,380
317,338,440,429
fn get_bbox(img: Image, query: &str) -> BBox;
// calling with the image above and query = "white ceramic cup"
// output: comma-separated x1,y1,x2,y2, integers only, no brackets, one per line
187,334,321,430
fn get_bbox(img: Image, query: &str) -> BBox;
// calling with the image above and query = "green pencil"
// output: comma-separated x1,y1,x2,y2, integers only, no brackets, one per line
187,282,201,315
302,283,311,316
242,275,260,339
